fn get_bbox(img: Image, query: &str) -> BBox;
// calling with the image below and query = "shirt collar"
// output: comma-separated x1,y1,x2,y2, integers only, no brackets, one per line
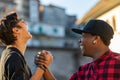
94,49,112,64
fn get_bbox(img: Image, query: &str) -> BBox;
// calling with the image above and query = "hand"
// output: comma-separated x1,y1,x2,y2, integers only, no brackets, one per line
34,50,53,68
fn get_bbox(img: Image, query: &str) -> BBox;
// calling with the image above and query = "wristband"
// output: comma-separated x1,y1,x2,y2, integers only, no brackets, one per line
37,65,47,71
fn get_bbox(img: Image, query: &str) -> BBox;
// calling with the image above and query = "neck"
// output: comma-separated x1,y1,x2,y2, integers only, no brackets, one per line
7,43,26,56
92,46,109,60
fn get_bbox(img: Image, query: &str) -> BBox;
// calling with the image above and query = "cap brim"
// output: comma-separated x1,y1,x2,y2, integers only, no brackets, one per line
71,28,83,34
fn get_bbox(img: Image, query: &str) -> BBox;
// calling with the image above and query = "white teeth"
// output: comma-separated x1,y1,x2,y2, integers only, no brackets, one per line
80,46,83,49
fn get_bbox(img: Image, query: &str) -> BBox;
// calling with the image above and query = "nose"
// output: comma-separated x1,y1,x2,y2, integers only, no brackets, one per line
24,21,27,25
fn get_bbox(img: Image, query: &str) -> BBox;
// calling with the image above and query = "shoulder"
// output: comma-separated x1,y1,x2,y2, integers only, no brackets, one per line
6,47,24,64
7,48,21,60
5,49,24,69
78,62,92,71
4,51,26,77
107,50,120,63
112,52,120,61
69,62,93,80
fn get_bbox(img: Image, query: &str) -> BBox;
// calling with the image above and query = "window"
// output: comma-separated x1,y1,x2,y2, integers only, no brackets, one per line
38,26,43,33
53,28,58,33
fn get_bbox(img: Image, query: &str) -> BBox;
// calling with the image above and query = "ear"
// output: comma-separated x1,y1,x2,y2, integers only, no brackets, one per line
92,40,96,44
12,27,20,33
92,36,99,45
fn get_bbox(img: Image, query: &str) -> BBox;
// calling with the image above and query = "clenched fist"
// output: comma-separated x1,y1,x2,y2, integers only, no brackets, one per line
34,50,53,68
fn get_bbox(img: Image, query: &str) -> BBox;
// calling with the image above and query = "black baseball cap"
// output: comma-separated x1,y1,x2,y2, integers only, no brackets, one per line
72,19,114,44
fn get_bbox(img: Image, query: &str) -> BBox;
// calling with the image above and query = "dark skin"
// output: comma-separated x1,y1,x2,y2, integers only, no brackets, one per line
35,33,109,80
79,33,109,60
34,50,56,80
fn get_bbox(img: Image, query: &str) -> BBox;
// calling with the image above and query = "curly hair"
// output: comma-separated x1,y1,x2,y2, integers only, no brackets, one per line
0,12,21,45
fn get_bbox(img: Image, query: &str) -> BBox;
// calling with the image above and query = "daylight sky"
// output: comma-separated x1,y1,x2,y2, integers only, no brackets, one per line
41,0,100,19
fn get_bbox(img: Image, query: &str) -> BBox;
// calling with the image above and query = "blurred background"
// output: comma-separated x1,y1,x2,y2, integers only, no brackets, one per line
0,0,120,80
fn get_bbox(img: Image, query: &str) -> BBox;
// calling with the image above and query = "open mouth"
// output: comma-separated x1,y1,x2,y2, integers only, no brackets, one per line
80,45,83,49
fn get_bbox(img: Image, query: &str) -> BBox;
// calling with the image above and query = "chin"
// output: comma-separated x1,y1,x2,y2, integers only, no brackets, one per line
82,52,85,56
82,51,87,56
83,53,87,56
83,53,91,57
29,34,32,39
25,35,32,42
28,32,32,38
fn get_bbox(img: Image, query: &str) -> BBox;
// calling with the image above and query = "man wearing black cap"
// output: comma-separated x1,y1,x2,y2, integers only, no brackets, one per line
69,19,120,80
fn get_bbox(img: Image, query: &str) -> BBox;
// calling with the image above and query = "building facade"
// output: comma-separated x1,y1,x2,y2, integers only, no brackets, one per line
0,0,86,80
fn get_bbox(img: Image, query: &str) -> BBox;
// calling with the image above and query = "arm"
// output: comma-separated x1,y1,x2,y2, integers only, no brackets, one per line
43,68,56,80
34,50,56,80
30,66,56,80
5,50,45,80
30,68,44,80
30,67,56,80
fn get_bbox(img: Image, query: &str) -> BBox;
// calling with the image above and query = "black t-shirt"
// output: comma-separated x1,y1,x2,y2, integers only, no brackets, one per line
0,47,32,80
